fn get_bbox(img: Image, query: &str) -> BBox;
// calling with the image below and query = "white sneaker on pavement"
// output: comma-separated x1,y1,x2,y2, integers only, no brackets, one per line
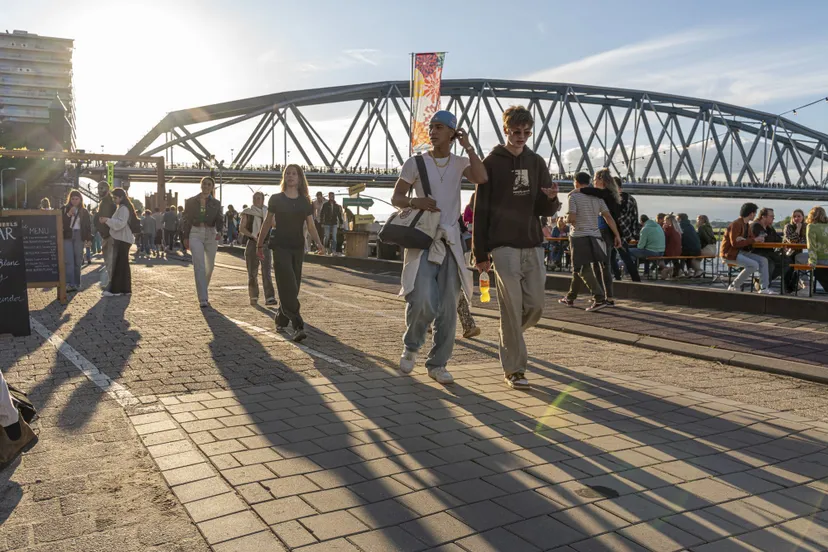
726,285,739,292
399,350,417,374
759,288,778,295
428,366,454,384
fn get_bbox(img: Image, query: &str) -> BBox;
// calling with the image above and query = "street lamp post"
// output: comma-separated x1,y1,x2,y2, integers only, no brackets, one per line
0,167,16,209
15,178,27,208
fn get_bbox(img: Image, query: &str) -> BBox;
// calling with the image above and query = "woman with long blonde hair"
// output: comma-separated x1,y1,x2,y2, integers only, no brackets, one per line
61,190,93,292
256,164,323,342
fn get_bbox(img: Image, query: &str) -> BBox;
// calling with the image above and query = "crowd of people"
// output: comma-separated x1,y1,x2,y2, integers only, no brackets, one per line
38,107,828,396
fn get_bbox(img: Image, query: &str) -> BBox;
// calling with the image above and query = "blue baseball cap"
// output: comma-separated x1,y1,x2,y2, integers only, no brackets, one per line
430,110,457,130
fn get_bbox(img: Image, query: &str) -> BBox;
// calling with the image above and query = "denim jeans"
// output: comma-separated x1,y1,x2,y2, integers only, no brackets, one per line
63,229,84,287
403,251,460,370
323,225,338,252
92,232,102,254
141,233,154,254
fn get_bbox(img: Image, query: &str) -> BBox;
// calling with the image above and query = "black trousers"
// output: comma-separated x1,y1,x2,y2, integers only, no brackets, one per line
272,247,304,329
110,240,132,294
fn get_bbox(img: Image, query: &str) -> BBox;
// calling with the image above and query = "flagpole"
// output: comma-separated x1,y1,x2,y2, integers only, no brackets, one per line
409,52,414,157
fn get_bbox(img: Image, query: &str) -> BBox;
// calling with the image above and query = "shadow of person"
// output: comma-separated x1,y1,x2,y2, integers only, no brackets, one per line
0,462,23,526
28,296,140,430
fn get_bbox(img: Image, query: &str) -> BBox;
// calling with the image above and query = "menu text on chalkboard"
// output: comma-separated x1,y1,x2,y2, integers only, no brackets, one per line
20,214,60,284
0,217,31,337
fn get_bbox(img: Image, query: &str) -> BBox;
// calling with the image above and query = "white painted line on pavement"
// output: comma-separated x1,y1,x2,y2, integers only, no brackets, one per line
30,317,141,408
148,287,174,298
223,316,362,373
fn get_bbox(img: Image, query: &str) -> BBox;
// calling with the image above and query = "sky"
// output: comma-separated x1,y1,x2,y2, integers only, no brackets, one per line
6,0,828,220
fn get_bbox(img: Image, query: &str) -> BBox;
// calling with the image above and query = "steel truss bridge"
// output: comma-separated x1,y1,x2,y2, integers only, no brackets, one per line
88,80,828,199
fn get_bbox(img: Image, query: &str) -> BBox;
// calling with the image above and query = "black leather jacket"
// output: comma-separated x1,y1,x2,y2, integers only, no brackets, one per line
182,194,223,238
62,205,93,242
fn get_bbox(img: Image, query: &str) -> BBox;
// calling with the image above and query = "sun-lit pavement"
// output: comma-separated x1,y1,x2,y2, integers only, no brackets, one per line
1,250,828,551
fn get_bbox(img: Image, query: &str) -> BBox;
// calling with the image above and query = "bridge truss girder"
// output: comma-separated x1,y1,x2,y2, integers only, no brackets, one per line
126,80,828,188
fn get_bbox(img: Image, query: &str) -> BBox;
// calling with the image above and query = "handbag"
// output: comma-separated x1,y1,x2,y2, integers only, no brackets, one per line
378,155,441,250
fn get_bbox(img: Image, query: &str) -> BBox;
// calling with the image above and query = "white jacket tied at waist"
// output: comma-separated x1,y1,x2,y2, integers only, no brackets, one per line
399,222,473,302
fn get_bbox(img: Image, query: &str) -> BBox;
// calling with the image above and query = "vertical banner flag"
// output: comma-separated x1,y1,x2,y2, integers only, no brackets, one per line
106,162,114,189
410,52,446,154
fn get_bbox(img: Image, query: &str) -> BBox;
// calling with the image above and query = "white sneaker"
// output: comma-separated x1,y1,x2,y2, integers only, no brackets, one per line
428,366,454,384
726,285,739,292
759,288,778,295
400,350,417,374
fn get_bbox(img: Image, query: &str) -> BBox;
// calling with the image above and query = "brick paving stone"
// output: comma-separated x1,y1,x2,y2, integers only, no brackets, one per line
346,526,425,552
212,530,286,551
305,466,367,489
395,488,464,516
183,492,247,522
441,478,508,503
455,527,541,552
197,510,268,545
301,487,366,512
400,511,476,547
172,476,231,503
253,496,318,525
593,493,675,523
350,476,413,503
446,500,523,532
232,447,283,466
663,509,749,541
619,520,705,552
162,463,216,486
154,450,204,471
300,510,370,541
221,464,276,485
504,515,587,549
570,533,650,552
348,499,420,529
295,538,361,552
551,503,631,536
266,457,323,476
272,520,318,548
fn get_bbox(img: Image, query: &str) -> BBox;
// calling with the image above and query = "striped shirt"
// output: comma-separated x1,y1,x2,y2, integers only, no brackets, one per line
568,191,608,238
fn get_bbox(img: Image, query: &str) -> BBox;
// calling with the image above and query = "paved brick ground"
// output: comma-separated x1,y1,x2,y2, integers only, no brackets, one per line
2,250,828,551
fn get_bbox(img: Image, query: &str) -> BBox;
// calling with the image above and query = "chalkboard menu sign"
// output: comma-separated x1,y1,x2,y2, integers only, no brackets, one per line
19,213,60,283
0,217,31,337
1,210,66,304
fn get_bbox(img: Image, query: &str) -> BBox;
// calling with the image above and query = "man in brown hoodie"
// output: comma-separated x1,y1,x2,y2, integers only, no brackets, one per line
721,202,776,294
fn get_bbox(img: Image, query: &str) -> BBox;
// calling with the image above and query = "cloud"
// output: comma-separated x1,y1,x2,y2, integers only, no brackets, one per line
522,27,828,109
343,49,381,66
296,49,388,73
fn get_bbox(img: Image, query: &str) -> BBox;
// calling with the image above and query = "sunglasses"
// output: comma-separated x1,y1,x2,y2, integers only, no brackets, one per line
507,128,533,137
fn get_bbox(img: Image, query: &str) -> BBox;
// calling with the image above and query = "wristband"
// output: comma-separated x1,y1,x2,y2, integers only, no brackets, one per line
465,146,475,154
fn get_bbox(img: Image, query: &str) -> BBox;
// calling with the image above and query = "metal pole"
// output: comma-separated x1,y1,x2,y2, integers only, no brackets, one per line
284,116,288,166
1,168,16,209
272,116,275,168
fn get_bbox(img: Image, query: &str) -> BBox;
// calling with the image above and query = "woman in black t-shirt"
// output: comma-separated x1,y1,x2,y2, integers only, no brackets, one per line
256,165,323,342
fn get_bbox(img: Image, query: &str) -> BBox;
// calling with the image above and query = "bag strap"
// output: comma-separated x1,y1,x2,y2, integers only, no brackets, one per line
414,154,433,198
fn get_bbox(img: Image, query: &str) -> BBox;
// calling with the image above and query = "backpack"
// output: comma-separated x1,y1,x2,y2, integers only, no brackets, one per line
128,209,142,234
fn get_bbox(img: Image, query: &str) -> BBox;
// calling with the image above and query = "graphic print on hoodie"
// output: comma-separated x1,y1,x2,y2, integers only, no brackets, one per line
472,145,561,262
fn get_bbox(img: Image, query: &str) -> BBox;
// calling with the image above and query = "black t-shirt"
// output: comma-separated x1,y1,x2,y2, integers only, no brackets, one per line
268,192,313,250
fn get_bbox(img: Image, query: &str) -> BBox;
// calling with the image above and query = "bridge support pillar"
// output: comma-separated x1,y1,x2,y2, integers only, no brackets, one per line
156,159,166,211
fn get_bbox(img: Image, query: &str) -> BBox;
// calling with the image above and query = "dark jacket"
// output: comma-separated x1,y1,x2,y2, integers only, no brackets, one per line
95,194,116,239
320,201,343,227
182,194,223,239
62,205,93,242
162,210,179,231
473,145,561,261
697,223,716,249
679,219,701,254
618,192,640,242
579,187,620,224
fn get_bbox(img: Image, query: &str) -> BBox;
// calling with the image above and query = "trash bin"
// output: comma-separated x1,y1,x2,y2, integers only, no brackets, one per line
344,231,370,258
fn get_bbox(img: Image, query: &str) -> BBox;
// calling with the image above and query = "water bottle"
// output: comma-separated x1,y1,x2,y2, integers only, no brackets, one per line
479,272,491,303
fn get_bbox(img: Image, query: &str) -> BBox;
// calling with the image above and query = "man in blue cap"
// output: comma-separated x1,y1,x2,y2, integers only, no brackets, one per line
391,110,487,384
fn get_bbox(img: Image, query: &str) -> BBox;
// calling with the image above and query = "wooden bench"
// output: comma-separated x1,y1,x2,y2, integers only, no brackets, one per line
645,255,717,280
790,263,828,297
